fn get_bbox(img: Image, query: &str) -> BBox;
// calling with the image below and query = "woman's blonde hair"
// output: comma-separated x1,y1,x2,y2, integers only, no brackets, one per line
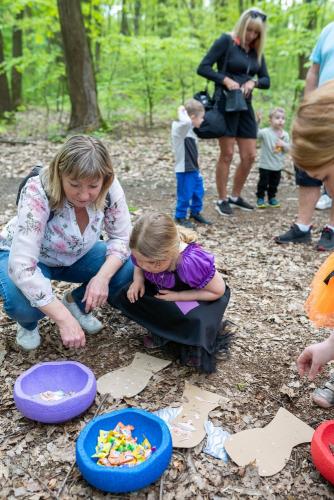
233,8,267,63
292,80,334,172
42,135,114,210
130,213,197,261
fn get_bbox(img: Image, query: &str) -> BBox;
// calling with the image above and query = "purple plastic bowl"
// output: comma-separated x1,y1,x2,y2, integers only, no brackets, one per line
14,361,96,424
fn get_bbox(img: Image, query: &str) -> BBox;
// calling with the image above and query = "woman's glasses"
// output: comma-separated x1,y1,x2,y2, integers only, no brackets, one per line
249,10,267,22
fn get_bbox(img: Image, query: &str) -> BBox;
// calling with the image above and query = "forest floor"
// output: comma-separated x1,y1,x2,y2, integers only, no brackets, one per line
1,114,334,499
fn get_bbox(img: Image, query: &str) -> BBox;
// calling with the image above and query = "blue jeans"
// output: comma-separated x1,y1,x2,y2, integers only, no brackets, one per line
175,171,204,219
0,242,133,331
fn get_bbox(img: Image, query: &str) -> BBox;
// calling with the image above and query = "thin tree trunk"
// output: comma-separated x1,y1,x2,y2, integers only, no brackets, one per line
57,0,103,131
11,11,23,109
0,30,12,115
120,0,130,35
134,0,141,35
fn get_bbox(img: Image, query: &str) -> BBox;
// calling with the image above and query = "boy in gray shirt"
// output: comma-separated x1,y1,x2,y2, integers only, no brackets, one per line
256,107,290,208
171,99,211,227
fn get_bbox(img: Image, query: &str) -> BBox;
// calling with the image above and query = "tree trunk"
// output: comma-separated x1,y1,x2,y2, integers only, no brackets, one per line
0,30,12,115
134,0,141,35
120,0,130,35
57,0,103,131
11,11,23,109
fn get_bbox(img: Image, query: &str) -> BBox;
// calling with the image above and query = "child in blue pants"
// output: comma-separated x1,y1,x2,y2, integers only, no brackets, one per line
171,99,211,228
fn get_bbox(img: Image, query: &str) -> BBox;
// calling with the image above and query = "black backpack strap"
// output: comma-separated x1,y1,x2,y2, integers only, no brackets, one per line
16,164,54,222
16,165,43,205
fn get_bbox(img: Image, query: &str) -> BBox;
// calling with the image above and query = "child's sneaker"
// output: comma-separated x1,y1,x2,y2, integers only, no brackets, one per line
256,197,267,209
268,198,281,208
175,217,195,229
190,212,212,225
16,324,41,350
62,293,103,334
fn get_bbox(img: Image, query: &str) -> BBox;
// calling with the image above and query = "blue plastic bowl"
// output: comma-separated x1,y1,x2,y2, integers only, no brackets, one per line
76,408,172,493
14,361,96,424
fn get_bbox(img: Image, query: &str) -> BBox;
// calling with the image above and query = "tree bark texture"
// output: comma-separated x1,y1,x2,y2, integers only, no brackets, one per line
57,0,103,131
0,30,12,115
11,11,23,109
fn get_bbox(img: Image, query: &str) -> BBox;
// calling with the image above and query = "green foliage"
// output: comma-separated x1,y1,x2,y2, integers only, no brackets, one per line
1,0,334,132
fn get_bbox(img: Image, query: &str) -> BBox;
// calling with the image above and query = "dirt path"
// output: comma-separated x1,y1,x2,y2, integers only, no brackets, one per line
0,132,333,499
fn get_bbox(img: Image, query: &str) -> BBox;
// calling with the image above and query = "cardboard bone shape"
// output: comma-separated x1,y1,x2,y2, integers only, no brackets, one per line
97,352,171,398
225,407,314,476
170,382,221,448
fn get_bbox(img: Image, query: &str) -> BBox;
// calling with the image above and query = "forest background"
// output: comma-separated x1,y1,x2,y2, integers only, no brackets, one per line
0,0,333,138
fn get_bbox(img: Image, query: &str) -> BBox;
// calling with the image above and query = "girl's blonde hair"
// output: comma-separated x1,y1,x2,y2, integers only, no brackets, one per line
292,80,334,172
130,213,197,261
233,8,267,63
42,135,114,210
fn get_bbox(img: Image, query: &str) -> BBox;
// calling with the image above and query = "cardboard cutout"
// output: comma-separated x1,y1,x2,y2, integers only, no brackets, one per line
171,382,221,448
97,352,171,398
225,407,314,476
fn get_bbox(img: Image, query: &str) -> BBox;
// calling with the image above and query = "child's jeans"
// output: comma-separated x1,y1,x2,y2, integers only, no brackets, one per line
0,242,133,331
256,168,281,199
175,171,205,218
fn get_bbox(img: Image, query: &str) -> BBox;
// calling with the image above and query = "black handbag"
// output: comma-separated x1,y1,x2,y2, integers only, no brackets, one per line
193,106,226,139
224,89,248,112
193,89,214,111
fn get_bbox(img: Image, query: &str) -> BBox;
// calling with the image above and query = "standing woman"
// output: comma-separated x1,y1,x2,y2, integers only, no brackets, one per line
197,8,270,216
0,136,133,350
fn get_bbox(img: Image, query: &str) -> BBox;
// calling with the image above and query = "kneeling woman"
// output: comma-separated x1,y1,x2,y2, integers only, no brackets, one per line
112,213,230,373
0,135,133,350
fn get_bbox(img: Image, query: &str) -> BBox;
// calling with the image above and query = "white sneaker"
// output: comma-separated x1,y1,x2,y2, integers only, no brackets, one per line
16,324,41,350
62,293,103,334
316,193,332,210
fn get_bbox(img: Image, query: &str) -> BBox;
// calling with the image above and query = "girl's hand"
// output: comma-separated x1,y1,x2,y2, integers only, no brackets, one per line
155,289,180,301
223,76,240,91
83,275,110,312
127,281,145,303
241,80,255,98
57,316,86,349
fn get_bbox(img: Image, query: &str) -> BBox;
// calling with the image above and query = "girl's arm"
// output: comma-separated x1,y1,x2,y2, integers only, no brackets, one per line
156,271,226,302
127,266,145,303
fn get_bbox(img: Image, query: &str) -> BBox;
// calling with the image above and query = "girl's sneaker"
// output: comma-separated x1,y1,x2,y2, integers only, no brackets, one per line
268,198,281,208
256,197,267,208
16,324,41,350
62,293,103,334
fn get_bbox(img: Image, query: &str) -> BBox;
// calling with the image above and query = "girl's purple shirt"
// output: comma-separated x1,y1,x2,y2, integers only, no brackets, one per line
131,243,215,290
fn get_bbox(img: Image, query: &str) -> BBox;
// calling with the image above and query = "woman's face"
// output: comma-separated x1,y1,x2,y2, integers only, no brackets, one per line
62,175,103,208
132,249,174,274
245,23,260,46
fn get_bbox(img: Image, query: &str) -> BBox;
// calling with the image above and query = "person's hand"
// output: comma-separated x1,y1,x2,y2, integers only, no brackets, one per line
155,289,180,301
256,110,263,124
241,80,256,98
297,338,334,380
127,280,145,303
276,139,285,147
83,275,110,312
57,316,86,349
223,76,240,91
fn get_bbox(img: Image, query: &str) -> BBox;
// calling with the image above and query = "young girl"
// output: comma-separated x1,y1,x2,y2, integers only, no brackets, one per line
112,213,230,373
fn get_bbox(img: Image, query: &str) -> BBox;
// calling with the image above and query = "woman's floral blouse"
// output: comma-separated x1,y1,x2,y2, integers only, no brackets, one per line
0,175,131,308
